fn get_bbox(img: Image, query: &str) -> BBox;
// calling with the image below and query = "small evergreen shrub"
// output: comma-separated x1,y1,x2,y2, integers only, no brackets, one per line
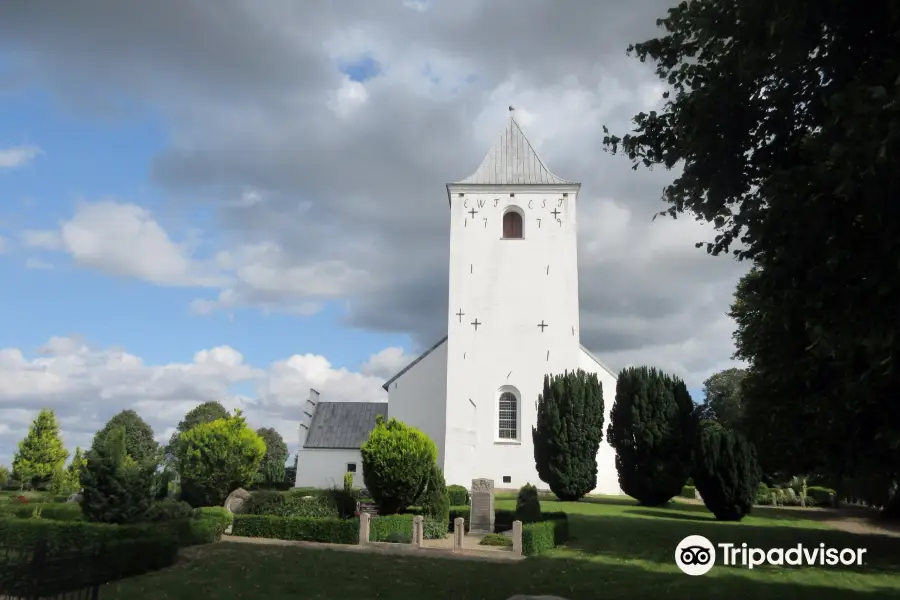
343,472,353,491
360,416,437,514
79,427,155,525
479,533,512,547
807,486,837,506
245,490,285,515
447,485,469,506
420,465,451,526
281,493,339,518
144,499,194,522
181,507,233,545
494,508,516,532
680,485,697,499
692,421,761,521
0,503,82,521
324,486,359,519
232,515,357,544
515,484,542,523
448,506,470,533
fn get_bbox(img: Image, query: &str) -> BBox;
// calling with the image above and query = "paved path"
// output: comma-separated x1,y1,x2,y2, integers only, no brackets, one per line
222,535,524,562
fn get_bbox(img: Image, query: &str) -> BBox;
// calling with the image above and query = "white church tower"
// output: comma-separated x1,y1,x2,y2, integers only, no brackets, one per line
374,109,621,495
442,108,587,488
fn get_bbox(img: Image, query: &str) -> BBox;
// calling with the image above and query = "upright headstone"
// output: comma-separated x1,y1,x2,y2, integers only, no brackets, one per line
413,515,424,548
470,478,495,534
359,511,371,545
453,517,465,551
512,520,523,556
223,487,251,534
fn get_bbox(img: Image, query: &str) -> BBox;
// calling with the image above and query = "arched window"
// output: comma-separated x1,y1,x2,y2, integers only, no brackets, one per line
498,391,518,439
502,211,523,239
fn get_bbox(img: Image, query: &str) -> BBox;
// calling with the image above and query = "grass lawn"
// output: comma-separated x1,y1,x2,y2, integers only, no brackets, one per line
103,496,900,600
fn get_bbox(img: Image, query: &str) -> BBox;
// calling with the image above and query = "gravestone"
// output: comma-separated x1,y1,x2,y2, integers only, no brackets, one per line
223,487,251,534
469,478,495,534
356,499,380,517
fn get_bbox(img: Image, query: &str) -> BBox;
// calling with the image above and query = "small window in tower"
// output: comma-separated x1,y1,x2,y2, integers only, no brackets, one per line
502,211,523,239
347,463,357,473
498,391,518,439
502,476,511,484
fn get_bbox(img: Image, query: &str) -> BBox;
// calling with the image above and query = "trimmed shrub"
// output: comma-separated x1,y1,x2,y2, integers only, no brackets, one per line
447,485,469,506
324,486,359,519
0,502,82,521
144,499,193,522
180,507,233,545
0,518,155,552
479,533,512,547
521,514,569,556
360,416,437,514
369,514,445,541
515,484,542,523
692,421,761,521
494,508,516,532
533,370,605,500
449,506,470,533
282,493,340,519
807,486,837,506
420,465,450,527
680,485,697,499
245,490,285,515
232,515,357,544
607,366,695,506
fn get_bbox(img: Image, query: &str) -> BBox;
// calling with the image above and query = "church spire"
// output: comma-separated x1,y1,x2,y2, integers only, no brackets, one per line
453,109,575,186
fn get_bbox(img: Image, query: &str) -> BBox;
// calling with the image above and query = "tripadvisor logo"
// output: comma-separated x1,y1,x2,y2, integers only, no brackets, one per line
675,535,867,575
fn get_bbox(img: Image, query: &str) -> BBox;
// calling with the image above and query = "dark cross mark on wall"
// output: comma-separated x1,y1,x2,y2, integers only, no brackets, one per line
470,264,473,274
551,208,561,219
471,318,482,331
537,320,548,332
546,350,550,361
456,309,466,322
468,208,478,218
463,352,466,359
546,265,550,275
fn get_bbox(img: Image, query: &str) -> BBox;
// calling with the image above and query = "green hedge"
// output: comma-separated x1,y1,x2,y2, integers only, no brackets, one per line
447,485,469,506
807,486,837,506
522,513,569,556
680,485,697,499
449,506,470,532
369,514,446,541
0,503,83,521
232,515,358,544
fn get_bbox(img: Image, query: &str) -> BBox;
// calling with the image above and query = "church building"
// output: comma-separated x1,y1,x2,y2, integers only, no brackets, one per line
295,111,623,495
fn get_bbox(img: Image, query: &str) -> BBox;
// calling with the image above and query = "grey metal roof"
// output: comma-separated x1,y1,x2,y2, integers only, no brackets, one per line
452,115,576,186
303,402,388,449
382,336,448,391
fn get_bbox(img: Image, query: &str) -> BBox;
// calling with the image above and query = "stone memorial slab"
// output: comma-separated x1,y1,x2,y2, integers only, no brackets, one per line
470,478,495,534
356,500,380,517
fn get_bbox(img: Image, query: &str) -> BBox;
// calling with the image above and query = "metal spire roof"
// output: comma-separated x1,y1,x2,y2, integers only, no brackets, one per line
453,111,576,186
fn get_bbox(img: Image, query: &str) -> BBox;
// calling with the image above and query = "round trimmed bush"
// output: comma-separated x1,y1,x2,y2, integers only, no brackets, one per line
515,484,541,523
447,484,469,506
360,416,437,514
692,421,761,521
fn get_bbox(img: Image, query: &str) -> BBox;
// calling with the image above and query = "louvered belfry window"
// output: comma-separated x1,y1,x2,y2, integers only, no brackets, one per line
502,211,523,238
498,392,518,439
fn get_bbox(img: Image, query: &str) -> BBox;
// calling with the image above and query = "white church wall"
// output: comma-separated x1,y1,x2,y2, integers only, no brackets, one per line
580,347,624,495
443,186,586,489
295,448,364,489
386,339,448,466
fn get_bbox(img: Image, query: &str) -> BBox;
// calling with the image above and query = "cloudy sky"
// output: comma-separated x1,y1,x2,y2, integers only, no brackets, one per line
0,0,749,467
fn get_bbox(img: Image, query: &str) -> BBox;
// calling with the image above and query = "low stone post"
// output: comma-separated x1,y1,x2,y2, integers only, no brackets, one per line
771,492,778,507
453,517,465,551
413,515,424,548
358,511,370,545
512,520,523,556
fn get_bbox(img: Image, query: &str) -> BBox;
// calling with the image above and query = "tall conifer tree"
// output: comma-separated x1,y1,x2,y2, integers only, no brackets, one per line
12,408,68,489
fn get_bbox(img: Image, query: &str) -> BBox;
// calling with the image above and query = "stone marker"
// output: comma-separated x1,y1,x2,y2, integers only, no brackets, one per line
413,515,424,548
223,487,251,534
470,478,495,534
453,517,465,551
771,492,777,507
359,511,370,545
512,520,523,556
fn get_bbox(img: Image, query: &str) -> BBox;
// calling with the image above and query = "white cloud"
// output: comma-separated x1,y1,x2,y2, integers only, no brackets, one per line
0,336,392,465
21,229,62,250
0,145,42,169
24,257,53,269
360,346,414,380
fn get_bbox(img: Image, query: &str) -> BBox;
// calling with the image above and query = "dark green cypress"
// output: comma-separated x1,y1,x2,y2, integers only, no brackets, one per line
532,369,605,501
607,366,695,506
692,420,761,521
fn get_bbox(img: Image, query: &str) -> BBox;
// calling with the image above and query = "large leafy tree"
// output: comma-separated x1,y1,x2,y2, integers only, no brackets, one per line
165,401,230,466
177,410,266,507
91,410,159,464
697,368,747,430
12,409,69,489
607,367,695,506
533,369,605,501
604,1,900,511
255,427,288,488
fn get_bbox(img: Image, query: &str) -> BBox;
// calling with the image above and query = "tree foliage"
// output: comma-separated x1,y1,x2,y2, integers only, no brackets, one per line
50,447,87,498
177,410,265,507
80,427,155,523
165,401,230,466
419,464,450,525
533,370,605,501
0,465,9,489
255,427,288,487
515,483,542,524
692,421,761,521
604,1,900,508
12,409,68,489
607,367,695,506
697,368,747,430
92,410,159,465
360,416,437,515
